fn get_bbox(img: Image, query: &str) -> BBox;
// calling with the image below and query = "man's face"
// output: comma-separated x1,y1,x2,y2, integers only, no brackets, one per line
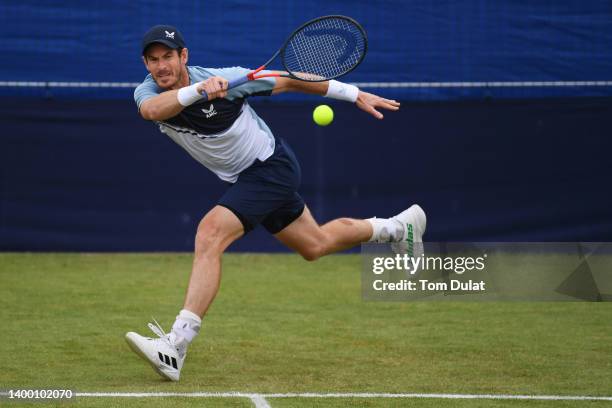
143,43,187,89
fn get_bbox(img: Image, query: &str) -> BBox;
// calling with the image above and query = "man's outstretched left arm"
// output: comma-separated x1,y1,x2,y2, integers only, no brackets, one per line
272,76,400,119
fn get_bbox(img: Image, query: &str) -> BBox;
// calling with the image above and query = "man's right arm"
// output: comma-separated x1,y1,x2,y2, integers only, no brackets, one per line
136,77,229,121
139,90,183,121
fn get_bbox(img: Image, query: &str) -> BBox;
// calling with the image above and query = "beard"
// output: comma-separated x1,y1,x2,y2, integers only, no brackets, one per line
154,68,183,89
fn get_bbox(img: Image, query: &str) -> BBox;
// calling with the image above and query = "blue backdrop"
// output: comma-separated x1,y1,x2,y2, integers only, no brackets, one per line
0,1,611,251
1,1,611,99
1,97,611,251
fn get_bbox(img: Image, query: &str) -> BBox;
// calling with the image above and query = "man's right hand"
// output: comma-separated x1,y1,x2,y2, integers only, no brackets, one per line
197,77,228,100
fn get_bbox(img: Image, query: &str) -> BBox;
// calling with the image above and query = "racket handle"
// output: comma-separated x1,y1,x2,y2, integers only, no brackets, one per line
228,76,250,89
198,76,250,102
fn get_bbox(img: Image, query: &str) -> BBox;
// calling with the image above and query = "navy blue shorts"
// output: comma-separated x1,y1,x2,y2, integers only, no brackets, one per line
218,138,305,234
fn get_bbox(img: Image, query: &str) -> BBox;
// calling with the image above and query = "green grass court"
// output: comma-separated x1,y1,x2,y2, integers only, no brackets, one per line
1,253,611,407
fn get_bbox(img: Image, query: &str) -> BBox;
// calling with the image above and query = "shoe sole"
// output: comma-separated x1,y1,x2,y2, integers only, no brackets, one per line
125,332,178,381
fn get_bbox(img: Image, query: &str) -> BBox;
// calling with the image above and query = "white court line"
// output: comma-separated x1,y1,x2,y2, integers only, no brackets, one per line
264,392,612,400
1,80,612,89
250,393,272,408
0,392,271,408
78,392,273,407
2,391,611,408
72,391,612,401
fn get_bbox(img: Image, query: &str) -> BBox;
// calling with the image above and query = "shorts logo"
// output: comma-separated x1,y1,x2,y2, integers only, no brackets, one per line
202,104,217,119
165,31,175,39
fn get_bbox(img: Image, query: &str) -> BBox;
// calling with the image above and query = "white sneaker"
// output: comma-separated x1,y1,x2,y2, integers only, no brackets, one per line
125,319,185,381
390,204,427,258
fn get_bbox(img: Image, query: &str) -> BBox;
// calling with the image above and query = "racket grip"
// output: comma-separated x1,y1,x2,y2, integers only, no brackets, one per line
228,76,250,90
198,76,249,102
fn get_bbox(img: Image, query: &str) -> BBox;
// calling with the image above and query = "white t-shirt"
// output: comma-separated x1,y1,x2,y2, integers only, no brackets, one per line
134,66,277,183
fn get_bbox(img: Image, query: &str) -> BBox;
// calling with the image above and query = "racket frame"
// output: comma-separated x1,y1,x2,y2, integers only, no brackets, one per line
222,15,368,95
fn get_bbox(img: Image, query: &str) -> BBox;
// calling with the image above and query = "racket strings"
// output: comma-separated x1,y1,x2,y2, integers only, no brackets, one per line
284,17,366,81
292,19,346,78
290,18,361,79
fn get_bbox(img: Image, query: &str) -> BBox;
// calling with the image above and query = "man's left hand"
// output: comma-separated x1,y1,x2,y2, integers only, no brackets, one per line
356,91,400,119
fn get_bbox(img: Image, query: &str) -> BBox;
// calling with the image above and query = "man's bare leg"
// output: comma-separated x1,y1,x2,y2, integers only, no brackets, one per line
275,205,426,261
166,206,244,353
166,205,244,351
125,205,244,381
183,205,244,316
169,205,244,355
274,206,371,261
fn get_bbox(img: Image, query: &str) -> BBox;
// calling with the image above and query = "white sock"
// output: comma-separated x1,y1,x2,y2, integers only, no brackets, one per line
171,309,202,354
367,217,404,242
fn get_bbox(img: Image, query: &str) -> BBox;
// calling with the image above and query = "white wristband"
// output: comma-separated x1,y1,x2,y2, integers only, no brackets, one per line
177,82,203,106
325,80,359,103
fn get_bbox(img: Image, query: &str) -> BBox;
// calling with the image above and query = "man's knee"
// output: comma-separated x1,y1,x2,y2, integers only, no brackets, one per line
194,218,232,256
297,217,354,261
300,246,323,262
298,236,332,262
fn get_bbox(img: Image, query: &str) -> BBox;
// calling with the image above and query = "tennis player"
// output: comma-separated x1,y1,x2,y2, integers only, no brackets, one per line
126,25,426,381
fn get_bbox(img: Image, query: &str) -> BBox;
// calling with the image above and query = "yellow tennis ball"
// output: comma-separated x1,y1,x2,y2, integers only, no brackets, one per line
313,104,334,126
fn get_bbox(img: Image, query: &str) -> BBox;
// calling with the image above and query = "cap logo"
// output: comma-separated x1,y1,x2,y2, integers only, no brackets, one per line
165,31,175,39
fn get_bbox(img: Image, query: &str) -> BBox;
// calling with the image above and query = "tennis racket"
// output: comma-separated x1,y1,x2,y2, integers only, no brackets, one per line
200,15,367,100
